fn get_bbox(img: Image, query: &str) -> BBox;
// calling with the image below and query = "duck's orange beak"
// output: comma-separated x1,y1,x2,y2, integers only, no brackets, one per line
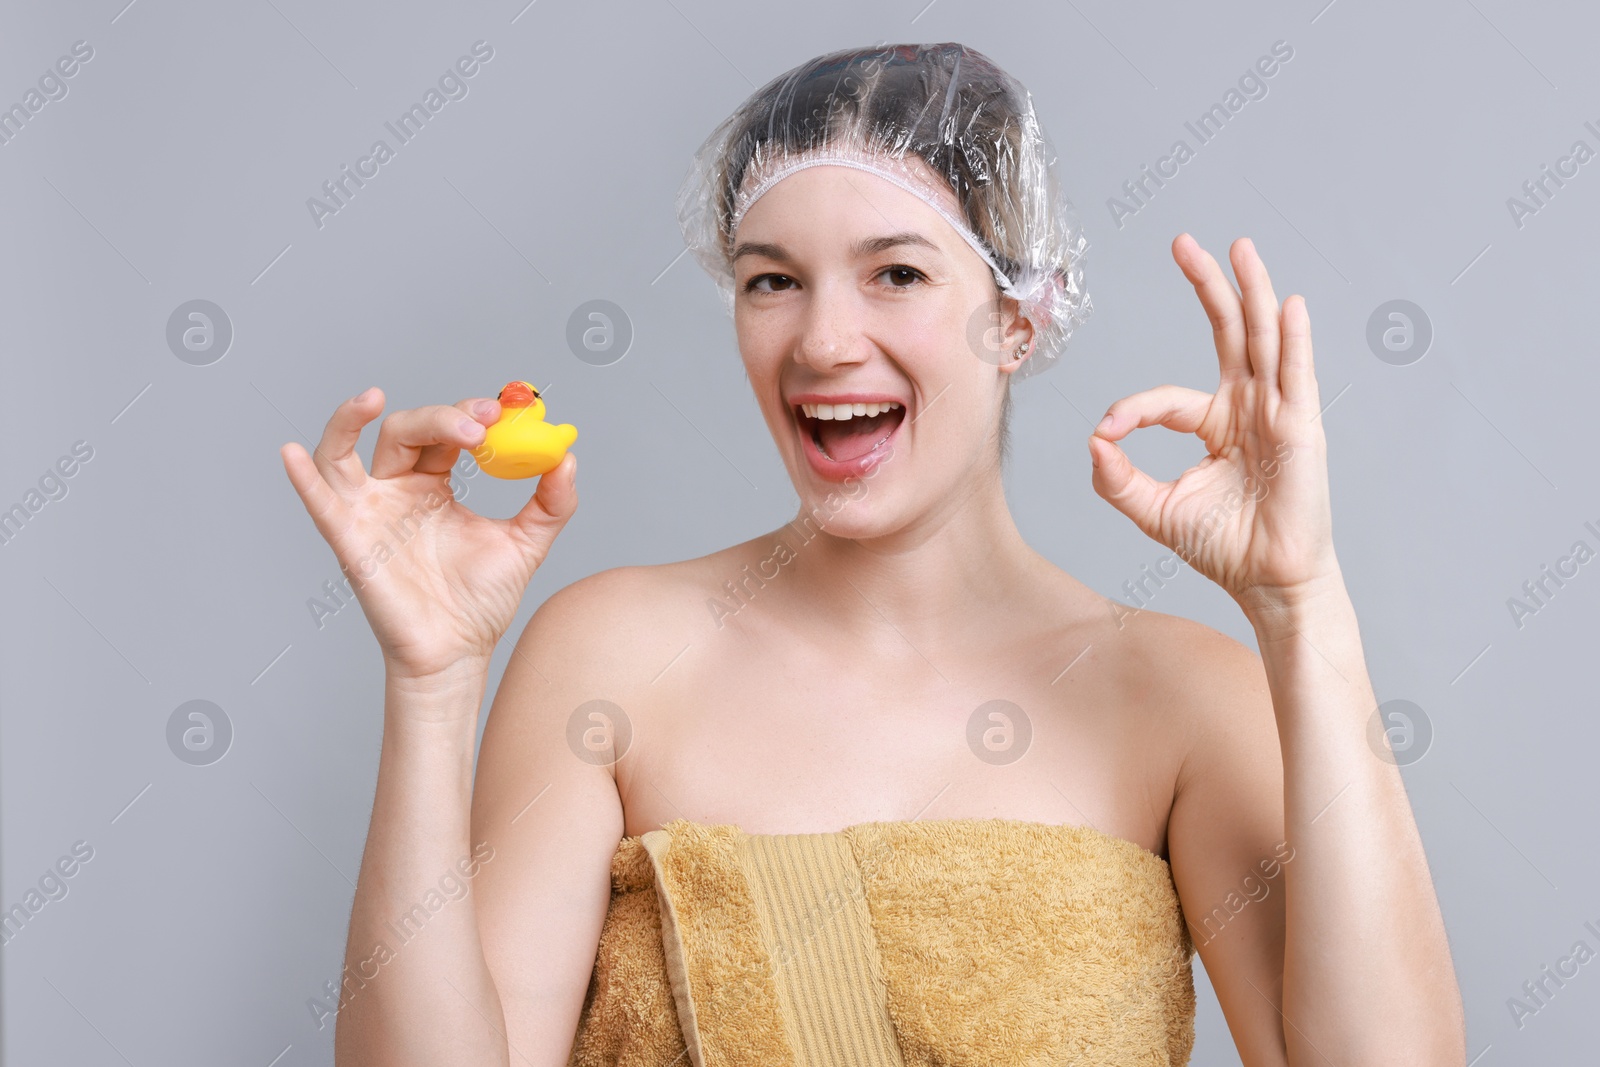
497,380,539,407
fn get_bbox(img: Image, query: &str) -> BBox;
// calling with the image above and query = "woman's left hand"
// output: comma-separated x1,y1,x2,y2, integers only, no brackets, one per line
1086,234,1342,617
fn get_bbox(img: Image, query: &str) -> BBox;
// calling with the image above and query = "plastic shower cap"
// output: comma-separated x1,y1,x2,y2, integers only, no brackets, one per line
675,41,1092,381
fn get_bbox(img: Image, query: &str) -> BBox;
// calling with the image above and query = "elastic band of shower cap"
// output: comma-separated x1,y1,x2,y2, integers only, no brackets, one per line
728,145,1022,300
672,41,1095,382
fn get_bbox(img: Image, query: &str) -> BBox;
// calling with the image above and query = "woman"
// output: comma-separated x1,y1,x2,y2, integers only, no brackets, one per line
283,43,1464,1066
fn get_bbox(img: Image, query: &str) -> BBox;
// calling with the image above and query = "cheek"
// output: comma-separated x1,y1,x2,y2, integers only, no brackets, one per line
899,285,988,365
902,307,993,388
734,314,783,372
735,298,798,346
733,318,791,428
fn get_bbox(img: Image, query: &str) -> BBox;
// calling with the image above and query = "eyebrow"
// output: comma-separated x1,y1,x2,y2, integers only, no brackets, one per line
730,230,944,265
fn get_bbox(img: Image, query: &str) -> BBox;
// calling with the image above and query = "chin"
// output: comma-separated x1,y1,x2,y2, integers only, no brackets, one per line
785,468,906,541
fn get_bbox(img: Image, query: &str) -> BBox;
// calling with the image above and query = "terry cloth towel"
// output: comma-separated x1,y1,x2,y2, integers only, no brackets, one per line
567,818,1196,1067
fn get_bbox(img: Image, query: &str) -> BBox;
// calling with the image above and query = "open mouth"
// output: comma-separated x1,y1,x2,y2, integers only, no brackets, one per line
795,401,906,464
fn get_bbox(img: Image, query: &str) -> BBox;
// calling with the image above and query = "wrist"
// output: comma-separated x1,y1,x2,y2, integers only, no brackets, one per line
1236,567,1351,642
383,677,490,732
384,653,493,698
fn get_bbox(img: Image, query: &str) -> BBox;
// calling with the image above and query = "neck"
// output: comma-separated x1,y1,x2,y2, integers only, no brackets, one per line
773,462,1045,643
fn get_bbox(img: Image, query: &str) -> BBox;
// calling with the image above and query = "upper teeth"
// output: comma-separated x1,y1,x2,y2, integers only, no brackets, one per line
801,401,902,420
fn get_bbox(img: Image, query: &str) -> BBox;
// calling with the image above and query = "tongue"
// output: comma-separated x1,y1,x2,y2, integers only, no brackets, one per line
816,409,902,462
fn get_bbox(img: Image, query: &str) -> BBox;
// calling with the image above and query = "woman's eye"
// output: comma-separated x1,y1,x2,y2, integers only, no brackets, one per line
744,273,795,293
878,265,926,287
742,268,925,293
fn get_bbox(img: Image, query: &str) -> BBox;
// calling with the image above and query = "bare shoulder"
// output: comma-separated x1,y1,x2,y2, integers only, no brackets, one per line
1100,602,1276,788
509,556,715,672
496,545,748,730
1104,599,1263,678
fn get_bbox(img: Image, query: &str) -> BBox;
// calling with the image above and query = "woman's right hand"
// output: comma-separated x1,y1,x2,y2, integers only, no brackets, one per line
280,386,579,686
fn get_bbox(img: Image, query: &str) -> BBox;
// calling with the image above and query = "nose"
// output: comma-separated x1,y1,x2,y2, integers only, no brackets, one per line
794,281,870,373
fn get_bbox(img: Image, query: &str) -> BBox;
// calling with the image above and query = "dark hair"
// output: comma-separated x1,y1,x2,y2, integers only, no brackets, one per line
713,42,1035,288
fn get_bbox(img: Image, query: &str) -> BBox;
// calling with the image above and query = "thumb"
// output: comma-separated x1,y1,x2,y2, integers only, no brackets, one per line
1088,432,1164,536
510,450,579,547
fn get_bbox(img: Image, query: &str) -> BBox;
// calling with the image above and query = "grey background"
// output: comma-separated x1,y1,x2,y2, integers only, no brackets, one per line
2,0,1594,1062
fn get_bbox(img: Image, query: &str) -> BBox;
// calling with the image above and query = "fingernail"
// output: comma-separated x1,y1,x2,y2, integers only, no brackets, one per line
1097,413,1114,431
458,417,481,437
352,387,373,403
473,400,498,418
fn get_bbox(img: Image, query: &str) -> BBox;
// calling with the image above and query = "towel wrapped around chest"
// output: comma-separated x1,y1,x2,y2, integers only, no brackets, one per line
567,818,1196,1067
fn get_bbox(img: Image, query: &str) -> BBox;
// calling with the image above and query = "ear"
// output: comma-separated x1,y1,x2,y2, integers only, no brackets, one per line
996,304,1036,378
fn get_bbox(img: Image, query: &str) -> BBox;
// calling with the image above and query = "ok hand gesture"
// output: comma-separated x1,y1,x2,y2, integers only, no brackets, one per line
1087,235,1341,615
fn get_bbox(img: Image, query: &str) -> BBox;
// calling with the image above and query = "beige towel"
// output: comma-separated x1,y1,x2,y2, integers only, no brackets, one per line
568,818,1195,1066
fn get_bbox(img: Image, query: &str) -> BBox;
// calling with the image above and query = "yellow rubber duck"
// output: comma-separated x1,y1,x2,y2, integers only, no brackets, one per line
470,380,578,479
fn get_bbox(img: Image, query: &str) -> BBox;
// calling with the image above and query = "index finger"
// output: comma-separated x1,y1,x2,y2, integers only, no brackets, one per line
311,385,384,493
1095,384,1213,443
370,398,500,480
411,396,502,476
1172,234,1249,384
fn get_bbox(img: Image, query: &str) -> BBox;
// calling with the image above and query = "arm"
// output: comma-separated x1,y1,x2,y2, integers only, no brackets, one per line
333,660,510,1066
1244,573,1464,1064
470,575,627,1064
1161,623,1291,1066
1164,596,1464,1066
1088,234,1464,1064
334,574,625,1067
279,386,589,1065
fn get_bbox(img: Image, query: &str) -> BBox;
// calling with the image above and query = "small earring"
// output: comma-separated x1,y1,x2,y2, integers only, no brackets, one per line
1014,341,1030,360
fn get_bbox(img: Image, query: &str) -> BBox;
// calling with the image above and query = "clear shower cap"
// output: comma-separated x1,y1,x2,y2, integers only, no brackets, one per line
674,41,1092,381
